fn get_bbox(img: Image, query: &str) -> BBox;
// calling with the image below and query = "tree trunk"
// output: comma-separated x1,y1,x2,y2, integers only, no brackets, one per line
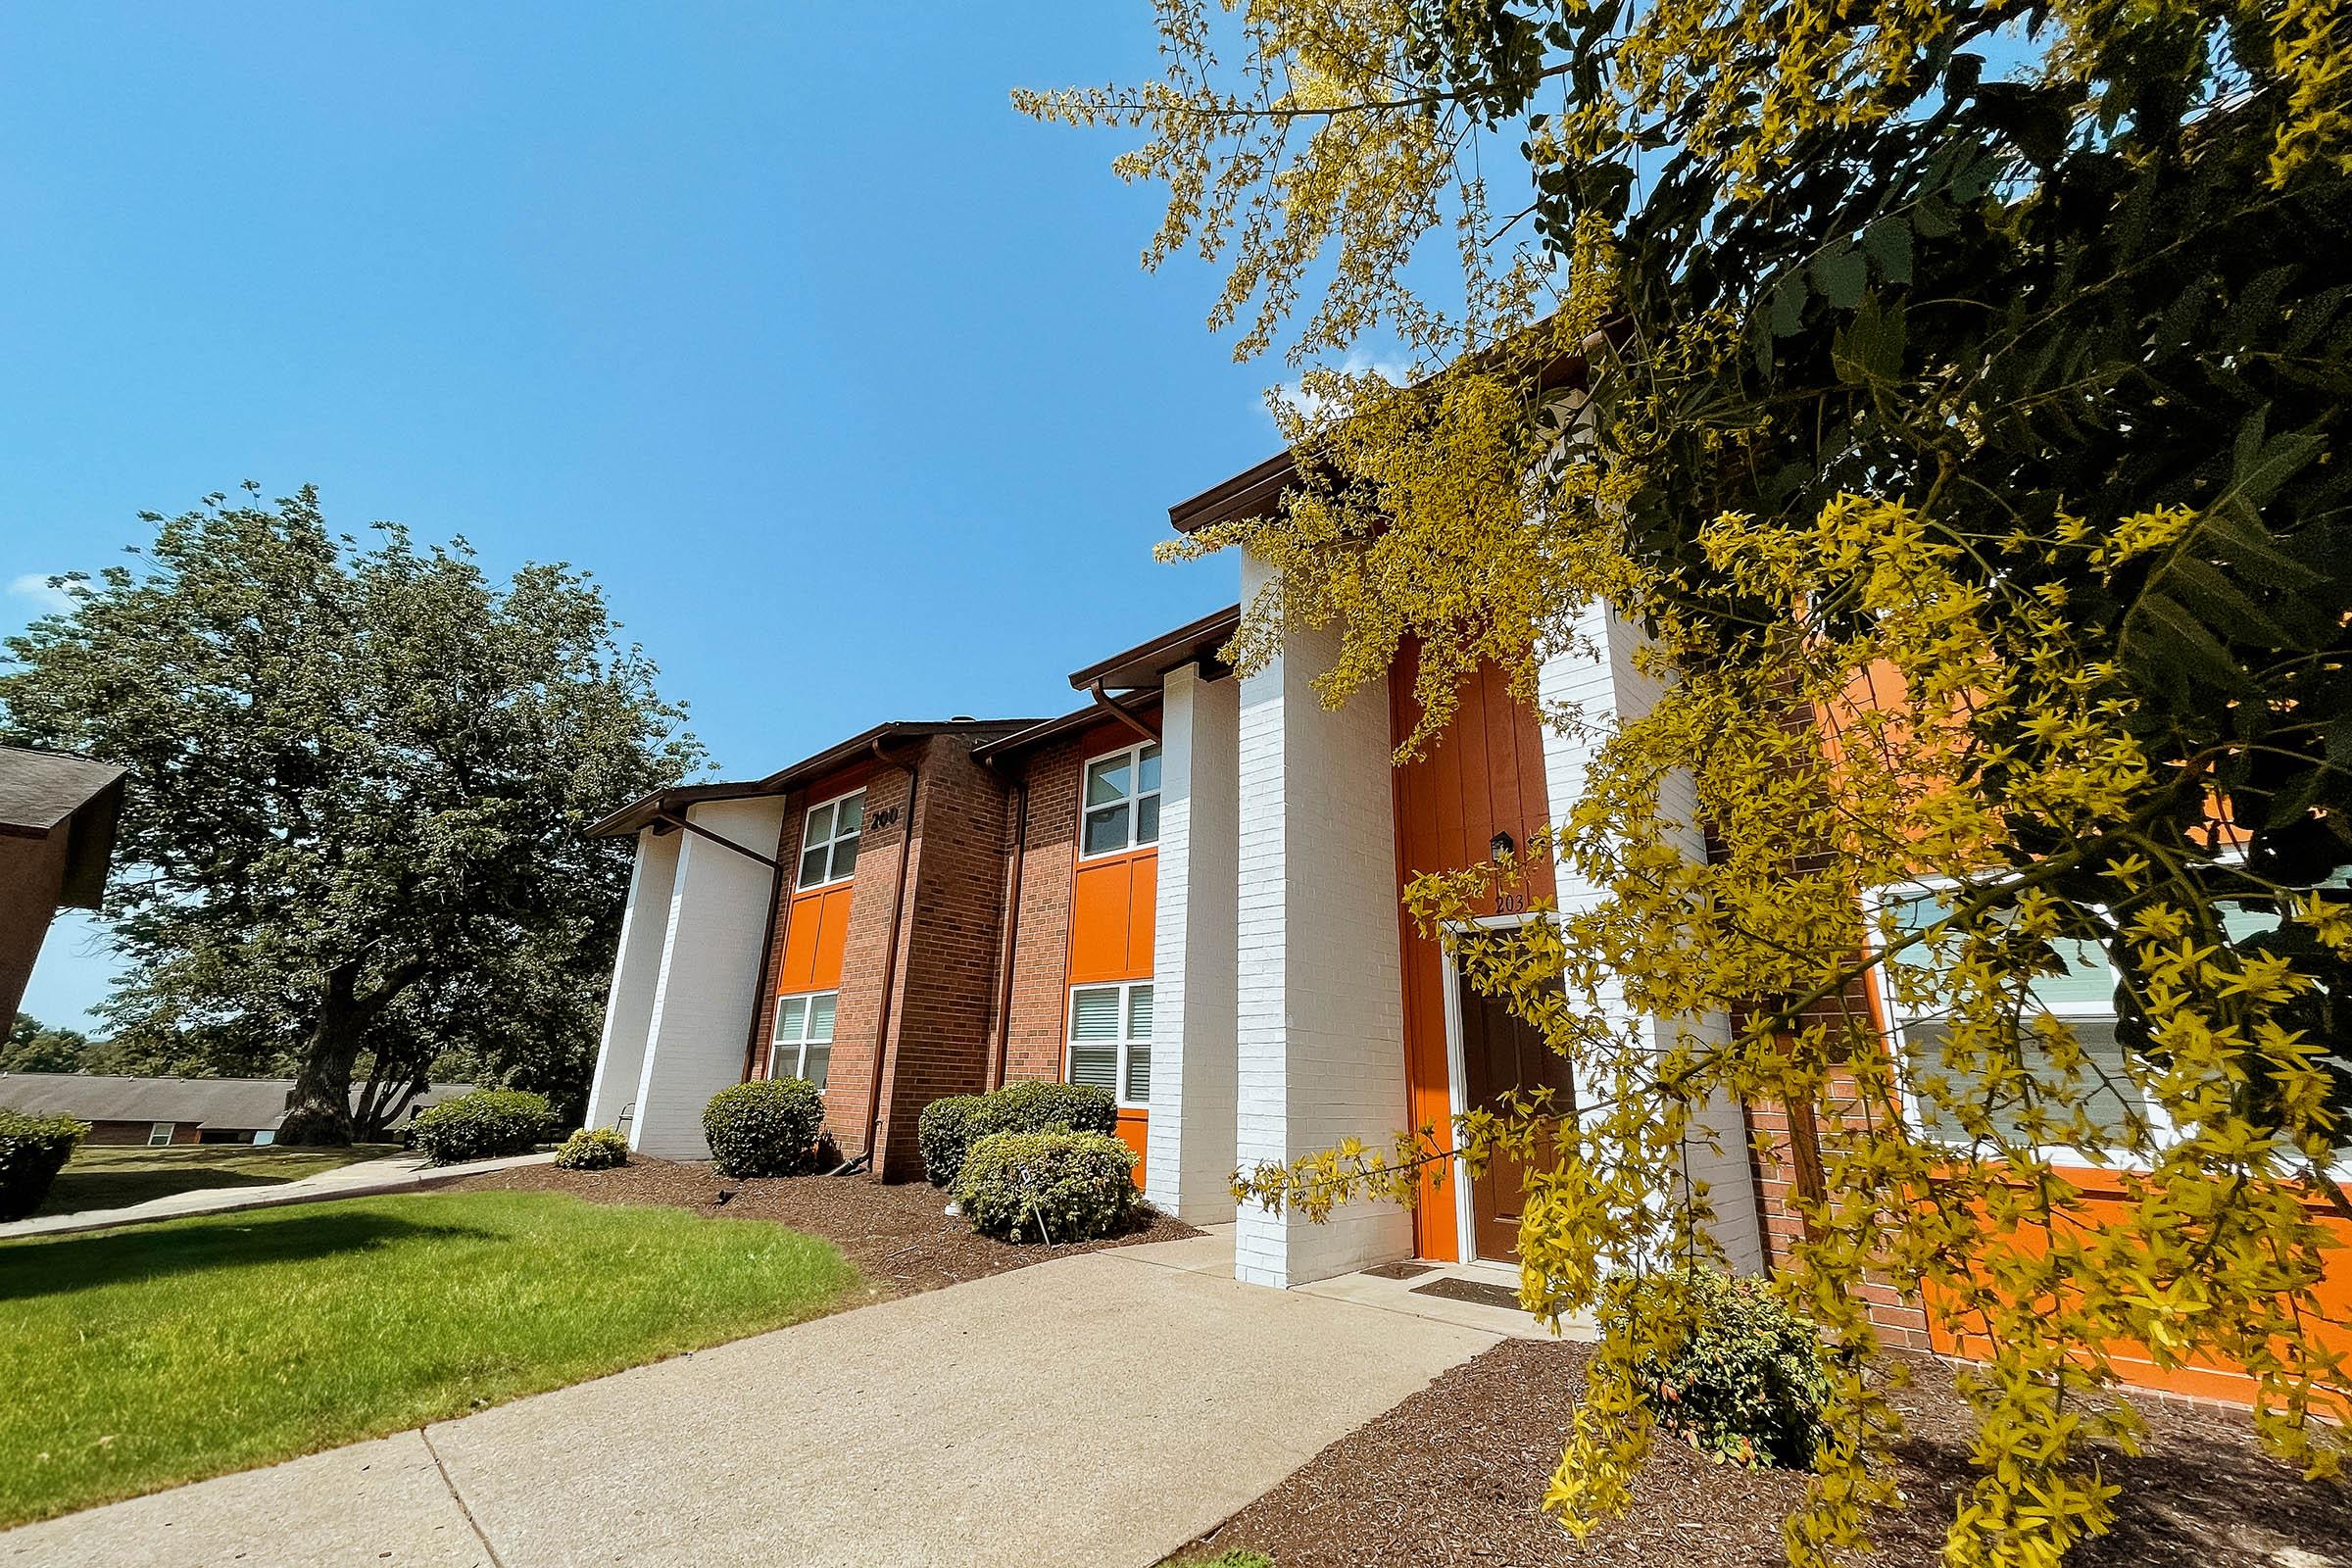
275,968,363,1146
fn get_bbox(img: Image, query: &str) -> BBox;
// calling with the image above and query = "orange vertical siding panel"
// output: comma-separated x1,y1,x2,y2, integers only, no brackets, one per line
1390,641,1557,1260
776,884,854,994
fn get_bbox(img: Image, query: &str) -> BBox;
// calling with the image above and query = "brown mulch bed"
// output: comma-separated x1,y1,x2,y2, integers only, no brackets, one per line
443,1154,1198,1299
1183,1340,2352,1568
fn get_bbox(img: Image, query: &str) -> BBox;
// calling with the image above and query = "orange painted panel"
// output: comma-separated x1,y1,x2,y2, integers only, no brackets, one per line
776,884,854,994
1390,641,1557,1262
1068,848,1157,985
1115,1106,1150,1188
1919,1167,2352,1409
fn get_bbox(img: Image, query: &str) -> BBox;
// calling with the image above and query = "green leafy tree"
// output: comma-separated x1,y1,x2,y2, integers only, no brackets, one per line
0,486,702,1143
3,1014,97,1075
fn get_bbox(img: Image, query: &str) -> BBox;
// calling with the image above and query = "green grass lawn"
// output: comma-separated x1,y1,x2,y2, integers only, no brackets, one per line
35,1142,403,1216
0,1190,860,1527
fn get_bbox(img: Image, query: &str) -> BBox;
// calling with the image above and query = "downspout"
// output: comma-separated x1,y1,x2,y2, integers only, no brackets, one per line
853,739,922,1173
986,773,1030,1090
737,803,795,1085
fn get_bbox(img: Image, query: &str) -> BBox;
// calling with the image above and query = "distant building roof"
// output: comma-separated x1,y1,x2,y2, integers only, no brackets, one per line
0,747,128,907
0,1074,472,1132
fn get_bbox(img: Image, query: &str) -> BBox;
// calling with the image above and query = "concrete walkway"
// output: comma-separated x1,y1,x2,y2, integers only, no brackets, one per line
3,1228,1503,1568
2,1151,557,1240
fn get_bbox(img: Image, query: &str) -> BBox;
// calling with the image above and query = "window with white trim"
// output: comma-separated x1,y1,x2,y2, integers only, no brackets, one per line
146,1121,174,1148
797,789,864,890
1880,890,2161,1154
770,992,838,1088
1080,742,1160,858
1067,980,1152,1106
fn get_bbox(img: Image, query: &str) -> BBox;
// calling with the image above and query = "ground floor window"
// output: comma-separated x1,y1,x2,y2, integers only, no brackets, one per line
146,1121,174,1147
1878,888,2158,1155
770,991,837,1089
1067,980,1152,1107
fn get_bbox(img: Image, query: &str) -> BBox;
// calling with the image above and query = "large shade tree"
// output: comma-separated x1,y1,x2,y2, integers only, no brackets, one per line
1027,1,2351,1564
0,486,702,1143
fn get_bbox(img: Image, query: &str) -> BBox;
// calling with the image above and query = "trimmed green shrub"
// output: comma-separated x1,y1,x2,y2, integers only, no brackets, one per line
918,1093,984,1187
1603,1267,1835,1468
703,1078,825,1179
553,1126,629,1171
975,1079,1117,1138
408,1090,554,1165
0,1108,87,1221
955,1128,1137,1244
920,1080,1119,1189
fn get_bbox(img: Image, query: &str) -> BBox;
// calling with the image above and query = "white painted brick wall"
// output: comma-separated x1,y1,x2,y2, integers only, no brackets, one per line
629,797,787,1159
1234,552,1414,1287
1538,603,1766,1273
584,829,681,1132
1148,663,1242,1221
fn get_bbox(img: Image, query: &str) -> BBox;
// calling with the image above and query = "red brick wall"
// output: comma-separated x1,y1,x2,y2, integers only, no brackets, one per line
1740,984,1937,1353
869,736,1018,1180
996,734,1083,1085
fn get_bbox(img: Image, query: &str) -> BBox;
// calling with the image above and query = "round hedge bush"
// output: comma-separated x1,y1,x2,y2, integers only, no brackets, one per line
918,1080,1118,1189
554,1126,630,1170
918,1094,984,1188
0,1108,88,1221
1604,1267,1835,1468
954,1128,1137,1244
408,1090,554,1166
703,1078,825,1178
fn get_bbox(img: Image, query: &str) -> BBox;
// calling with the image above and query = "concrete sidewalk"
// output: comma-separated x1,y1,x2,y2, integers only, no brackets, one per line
2,1151,557,1240
3,1229,1503,1568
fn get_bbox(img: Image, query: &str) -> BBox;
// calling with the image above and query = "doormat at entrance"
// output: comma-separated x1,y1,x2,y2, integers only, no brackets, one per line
1409,1276,1525,1311
1361,1260,1435,1280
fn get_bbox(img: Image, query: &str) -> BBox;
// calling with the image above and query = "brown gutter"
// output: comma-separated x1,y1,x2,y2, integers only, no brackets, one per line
1089,680,1160,742
858,737,922,1170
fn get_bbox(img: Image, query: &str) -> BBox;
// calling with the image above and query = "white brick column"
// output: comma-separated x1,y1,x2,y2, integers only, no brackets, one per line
1233,552,1413,1288
584,828,681,1132
1146,662,1241,1221
628,797,788,1159
1537,601,1765,1273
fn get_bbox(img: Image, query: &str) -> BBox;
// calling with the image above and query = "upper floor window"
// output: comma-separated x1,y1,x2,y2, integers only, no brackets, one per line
1081,742,1160,858
798,789,864,890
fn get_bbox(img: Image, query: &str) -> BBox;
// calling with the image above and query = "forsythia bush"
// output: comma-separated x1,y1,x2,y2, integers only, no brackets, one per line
0,1108,87,1221
408,1090,553,1165
703,1078,824,1179
1605,1269,1835,1469
554,1126,629,1171
955,1128,1137,1243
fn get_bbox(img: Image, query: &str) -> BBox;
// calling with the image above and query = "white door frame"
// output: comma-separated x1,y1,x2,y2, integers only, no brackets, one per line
1439,911,1544,1265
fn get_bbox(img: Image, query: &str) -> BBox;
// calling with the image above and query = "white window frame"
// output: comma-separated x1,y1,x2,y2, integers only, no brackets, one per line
1077,741,1161,861
769,990,839,1089
1868,876,2171,1168
146,1121,174,1147
1065,979,1152,1109
796,788,866,892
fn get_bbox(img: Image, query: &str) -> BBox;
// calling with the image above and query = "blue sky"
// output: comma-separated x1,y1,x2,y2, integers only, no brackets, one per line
1,5,1286,1030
